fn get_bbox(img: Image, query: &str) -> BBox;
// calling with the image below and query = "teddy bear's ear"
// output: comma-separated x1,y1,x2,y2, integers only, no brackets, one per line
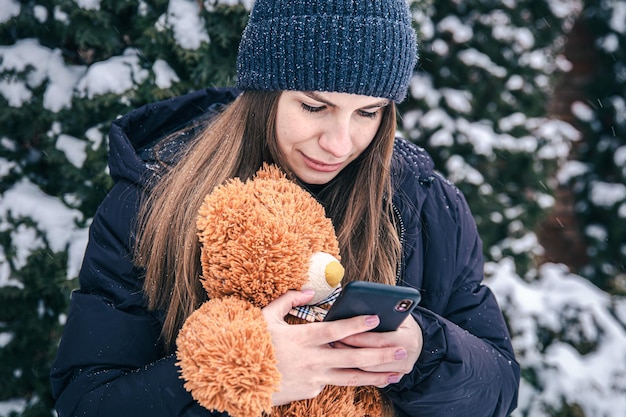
254,163,286,181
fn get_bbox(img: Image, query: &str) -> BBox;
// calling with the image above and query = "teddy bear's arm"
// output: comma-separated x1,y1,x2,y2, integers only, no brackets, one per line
176,297,280,417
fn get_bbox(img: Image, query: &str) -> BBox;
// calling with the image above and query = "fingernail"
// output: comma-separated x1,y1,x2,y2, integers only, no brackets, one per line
394,348,407,361
388,374,401,384
364,315,379,327
301,289,315,295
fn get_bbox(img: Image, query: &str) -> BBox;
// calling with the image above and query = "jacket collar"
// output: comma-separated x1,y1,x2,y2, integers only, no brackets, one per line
106,87,240,184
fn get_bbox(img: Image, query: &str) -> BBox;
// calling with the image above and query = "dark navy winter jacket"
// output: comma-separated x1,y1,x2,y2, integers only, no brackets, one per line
51,87,520,416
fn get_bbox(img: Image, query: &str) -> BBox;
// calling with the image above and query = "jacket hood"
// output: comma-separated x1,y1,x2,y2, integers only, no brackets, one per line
106,87,240,184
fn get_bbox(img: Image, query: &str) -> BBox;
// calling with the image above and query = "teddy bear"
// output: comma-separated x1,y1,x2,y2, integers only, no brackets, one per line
175,164,392,417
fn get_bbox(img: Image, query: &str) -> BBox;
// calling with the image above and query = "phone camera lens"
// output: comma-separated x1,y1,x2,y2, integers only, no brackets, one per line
395,299,413,312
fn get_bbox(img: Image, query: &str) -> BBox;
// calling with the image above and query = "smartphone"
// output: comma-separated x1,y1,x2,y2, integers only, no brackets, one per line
323,281,421,332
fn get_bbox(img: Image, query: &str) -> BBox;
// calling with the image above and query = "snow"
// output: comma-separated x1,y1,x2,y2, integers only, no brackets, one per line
156,0,210,50
33,5,47,22
458,49,508,78
457,117,572,158
409,73,440,108
589,181,626,208
431,38,449,55
554,54,573,72
557,160,589,183
74,0,101,11
571,100,595,122
549,0,584,21
608,0,626,34
85,126,105,150
421,108,453,130
153,59,181,89
445,155,484,185
76,49,148,99
486,260,626,417
505,74,525,90
0,137,16,151
438,16,473,43
407,99,577,161
53,6,69,23
0,157,13,178
492,23,535,52
612,96,626,124
56,134,87,168
0,399,26,417
429,129,454,148
521,49,551,71
0,39,86,111
0,330,14,348
0,244,22,289
585,224,608,243
615,145,626,167
532,118,580,159
599,32,620,53
0,0,19,24
441,88,472,114
0,180,88,281
7,223,43,274
204,0,255,10
498,112,527,131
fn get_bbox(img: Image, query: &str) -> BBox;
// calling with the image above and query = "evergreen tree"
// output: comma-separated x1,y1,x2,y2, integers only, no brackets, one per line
399,0,582,277
396,1,626,416
560,0,626,294
0,1,246,415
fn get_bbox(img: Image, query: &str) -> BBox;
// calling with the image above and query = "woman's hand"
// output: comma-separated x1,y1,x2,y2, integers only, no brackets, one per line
262,290,415,406
335,314,423,375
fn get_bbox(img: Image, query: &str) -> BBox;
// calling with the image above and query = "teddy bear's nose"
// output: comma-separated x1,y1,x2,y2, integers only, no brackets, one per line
325,261,344,288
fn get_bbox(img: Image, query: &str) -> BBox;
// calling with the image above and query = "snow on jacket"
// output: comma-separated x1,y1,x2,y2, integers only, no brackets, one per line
50,87,520,417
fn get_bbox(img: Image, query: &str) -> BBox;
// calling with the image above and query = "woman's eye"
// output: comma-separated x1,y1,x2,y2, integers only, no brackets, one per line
358,109,378,119
301,103,325,113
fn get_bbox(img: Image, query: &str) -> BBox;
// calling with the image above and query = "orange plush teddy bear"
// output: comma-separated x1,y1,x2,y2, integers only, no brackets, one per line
175,164,391,417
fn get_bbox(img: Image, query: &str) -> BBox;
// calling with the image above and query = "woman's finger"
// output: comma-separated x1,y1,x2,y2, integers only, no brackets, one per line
327,367,402,388
262,290,316,323
327,344,405,369
310,315,381,345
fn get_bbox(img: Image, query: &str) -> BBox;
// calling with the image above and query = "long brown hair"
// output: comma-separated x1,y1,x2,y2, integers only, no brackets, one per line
134,90,401,351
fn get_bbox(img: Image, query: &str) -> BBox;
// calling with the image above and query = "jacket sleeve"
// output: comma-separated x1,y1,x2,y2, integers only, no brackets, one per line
50,180,226,417
384,178,520,416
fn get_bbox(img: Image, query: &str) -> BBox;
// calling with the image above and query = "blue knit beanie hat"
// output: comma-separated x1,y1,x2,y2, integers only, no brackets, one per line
236,0,418,103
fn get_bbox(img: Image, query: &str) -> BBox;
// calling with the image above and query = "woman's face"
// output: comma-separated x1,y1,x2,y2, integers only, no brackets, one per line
275,91,389,185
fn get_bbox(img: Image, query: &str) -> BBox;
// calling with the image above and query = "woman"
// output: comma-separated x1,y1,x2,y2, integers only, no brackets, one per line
51,0,520,416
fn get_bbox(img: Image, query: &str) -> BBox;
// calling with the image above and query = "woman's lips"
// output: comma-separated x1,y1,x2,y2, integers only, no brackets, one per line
302,153,344,172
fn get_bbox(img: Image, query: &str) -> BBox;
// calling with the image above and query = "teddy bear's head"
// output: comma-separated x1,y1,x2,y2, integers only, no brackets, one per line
196,164,343,308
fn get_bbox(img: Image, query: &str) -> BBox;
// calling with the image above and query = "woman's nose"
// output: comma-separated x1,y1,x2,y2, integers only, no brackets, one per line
318,119,352,158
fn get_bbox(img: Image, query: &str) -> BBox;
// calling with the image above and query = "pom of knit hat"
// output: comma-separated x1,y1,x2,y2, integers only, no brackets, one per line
236,0,418,102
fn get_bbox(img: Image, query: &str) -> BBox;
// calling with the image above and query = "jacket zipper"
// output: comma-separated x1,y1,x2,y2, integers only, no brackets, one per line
392,202,406,284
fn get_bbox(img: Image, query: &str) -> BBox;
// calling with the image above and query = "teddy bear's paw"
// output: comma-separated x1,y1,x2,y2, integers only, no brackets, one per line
272,385,392,417
354,385,394,417
176,297,281,417
271,385,363,417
